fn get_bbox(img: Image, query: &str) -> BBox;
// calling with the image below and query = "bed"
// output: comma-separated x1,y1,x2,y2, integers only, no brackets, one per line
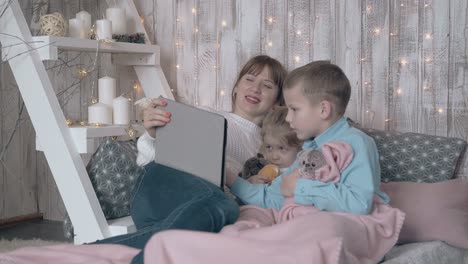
2,126,468,263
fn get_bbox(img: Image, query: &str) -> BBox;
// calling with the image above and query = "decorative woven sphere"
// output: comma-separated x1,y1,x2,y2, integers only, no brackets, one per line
39,12,66,37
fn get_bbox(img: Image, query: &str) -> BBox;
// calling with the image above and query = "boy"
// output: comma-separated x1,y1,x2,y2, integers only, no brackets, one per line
227,61,389,214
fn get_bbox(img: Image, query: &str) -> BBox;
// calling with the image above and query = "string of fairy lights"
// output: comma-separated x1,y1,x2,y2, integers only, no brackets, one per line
363,1,443,129
71,1,444,130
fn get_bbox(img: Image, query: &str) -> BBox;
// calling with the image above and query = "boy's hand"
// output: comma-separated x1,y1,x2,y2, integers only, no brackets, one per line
248,175,270,184
281,169,300,197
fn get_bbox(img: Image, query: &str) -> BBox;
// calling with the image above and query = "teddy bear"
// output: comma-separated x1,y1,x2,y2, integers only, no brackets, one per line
239,154,281,183
297,149,327,179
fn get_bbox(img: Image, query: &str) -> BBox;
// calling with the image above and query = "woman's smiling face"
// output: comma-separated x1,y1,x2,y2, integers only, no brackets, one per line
233,66,280,124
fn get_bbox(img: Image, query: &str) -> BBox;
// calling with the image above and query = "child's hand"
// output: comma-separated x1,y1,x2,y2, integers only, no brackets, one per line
142,98,171,138
248,175,270,184
281,169,300,197
226,169,238,187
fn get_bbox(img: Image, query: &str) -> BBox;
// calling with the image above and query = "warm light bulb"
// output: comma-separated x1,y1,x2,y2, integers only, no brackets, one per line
268,17,273,24
267,41,273,47
192,8,196,14
296,30,302,35
425,33,432,39
373,28,381,35
425,57,433,63
220,90,225,96
400,3,404,7
438,108,444,113
294,56,300,63
176,64,180,69
400,59,408,66
397,88,402,95
221,20,227,27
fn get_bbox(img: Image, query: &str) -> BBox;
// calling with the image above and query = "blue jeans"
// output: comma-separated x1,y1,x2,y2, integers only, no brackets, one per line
93,162,240,263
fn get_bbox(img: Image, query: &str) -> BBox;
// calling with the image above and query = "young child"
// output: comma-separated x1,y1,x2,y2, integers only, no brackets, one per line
240,107,302,184
228,61,390,215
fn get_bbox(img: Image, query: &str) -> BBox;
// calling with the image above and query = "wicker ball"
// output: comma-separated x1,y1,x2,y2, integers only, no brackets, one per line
39,12,66,37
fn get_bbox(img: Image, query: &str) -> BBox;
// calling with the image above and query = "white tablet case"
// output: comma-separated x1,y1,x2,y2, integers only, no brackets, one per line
154,98,226,187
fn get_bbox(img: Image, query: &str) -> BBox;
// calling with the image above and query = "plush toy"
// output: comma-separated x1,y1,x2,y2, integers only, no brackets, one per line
297,149,327,179
257,163,280,182
239,154,269,179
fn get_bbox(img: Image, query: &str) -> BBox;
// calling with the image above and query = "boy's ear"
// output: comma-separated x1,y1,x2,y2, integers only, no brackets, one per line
319,101,332,119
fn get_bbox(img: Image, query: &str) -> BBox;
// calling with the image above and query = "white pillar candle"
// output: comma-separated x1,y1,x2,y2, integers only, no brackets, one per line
88,103,112,125
76,11,91,39
98,76,116,108
96,19,112,40
113,96,130,125
106,7,127,34
68,18,86,38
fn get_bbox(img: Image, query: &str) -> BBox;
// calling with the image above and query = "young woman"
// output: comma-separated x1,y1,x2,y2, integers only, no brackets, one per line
95,55,287,264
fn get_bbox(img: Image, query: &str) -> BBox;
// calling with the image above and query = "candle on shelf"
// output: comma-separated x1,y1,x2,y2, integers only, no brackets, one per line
88,102,112,125
96,19,112,40
106,7,127,34
76,11,92,38
113,96,130,125
68,18,85,38
98,76,116,109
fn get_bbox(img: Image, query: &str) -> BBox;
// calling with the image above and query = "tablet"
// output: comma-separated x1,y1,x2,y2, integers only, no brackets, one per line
154,97,227,188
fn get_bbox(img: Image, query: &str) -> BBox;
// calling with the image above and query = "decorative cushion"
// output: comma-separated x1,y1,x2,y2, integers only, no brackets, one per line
381,179,468,249
363,129,466,183
64,137,143,237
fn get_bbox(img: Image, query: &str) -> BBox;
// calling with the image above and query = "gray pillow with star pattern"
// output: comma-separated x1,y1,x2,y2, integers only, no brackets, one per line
86,137,144,217
63,137,143,238
363,129,466,183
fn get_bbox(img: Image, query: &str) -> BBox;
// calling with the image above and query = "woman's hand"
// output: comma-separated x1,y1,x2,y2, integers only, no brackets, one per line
143,98,171,138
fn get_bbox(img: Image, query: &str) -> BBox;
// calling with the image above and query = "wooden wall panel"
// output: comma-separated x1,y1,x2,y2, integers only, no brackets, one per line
336,0,362,123
449,0,468,178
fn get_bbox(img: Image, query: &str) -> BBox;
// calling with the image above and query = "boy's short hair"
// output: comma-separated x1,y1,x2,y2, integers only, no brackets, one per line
261,106,302,149
283,61,351,116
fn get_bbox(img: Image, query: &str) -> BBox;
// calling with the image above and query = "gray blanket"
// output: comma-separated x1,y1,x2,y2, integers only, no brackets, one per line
382,241,468,264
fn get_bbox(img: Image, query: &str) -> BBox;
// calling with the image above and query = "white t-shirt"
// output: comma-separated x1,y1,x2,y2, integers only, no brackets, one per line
136,109,262,178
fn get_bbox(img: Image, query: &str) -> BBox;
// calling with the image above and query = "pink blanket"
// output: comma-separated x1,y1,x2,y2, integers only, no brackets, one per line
143,197,404,264
0,244,138,264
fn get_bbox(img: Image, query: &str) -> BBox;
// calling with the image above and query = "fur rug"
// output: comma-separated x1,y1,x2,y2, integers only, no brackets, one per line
0,238,66,253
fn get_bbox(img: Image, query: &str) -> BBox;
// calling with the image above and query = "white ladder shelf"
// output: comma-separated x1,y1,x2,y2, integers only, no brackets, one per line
0,0,173,244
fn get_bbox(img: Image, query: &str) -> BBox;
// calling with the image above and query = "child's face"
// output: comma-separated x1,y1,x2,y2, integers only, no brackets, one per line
263,134,300,168
284,85,324,140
